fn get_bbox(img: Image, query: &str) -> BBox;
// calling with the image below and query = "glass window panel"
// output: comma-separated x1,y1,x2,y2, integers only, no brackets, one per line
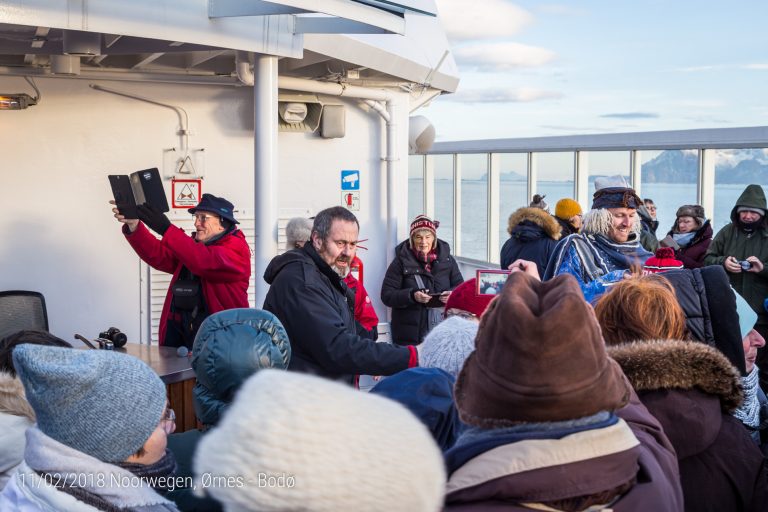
535,152,574,210
713,149,768,232
587,150,630,191
433,154,454,250
498,153,528,261
459,153,488,260
639,150,698,236
408,155,424,222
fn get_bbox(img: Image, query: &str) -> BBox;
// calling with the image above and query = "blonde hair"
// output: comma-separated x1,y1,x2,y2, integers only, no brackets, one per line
594,275,687,345
582,208,642,238
0,372,35,421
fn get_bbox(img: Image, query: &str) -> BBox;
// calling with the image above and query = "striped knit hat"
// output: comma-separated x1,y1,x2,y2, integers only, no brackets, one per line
410,215,438,239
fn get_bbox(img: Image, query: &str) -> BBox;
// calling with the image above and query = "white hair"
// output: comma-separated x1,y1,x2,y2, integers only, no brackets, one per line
582,208,641,238
285,217,312,250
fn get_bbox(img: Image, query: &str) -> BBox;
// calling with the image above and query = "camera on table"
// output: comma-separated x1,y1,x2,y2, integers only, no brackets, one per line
740,260,753,271
97,327,127,349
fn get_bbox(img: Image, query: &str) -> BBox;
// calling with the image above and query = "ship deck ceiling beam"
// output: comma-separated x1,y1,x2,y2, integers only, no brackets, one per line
208,0,405,35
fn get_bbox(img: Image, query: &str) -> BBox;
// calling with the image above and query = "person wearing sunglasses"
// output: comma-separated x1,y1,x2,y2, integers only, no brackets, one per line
112,193,251,348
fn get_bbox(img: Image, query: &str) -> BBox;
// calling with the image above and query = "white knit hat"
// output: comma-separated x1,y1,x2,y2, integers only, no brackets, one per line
193,370,446,512
418,316,478,379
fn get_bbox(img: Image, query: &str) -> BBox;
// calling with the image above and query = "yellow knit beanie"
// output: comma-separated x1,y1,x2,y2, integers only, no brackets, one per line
555,198,582,220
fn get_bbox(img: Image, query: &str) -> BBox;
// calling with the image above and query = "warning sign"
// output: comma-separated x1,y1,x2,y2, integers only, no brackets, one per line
342,191,360,211
172,179,202,209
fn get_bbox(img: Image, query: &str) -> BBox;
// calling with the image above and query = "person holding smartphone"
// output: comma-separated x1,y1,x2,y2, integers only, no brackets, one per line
381,215,463,346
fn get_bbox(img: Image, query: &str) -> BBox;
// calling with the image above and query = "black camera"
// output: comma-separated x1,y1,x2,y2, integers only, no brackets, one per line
740,260,753,271
98,327,127,348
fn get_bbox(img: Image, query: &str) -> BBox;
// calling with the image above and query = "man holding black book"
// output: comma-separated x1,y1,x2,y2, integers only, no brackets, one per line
112,193,251,347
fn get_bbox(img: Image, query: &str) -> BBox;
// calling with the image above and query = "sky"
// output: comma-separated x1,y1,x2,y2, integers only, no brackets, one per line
424,0,768,142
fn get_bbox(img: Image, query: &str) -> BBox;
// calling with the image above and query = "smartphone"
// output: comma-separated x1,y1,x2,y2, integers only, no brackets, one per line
476,269,512,295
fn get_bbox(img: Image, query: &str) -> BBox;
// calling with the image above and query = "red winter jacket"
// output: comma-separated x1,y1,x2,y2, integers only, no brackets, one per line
124,222,251,345
344,273,379,331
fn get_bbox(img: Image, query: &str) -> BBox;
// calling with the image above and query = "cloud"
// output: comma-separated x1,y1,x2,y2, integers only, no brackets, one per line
446,87,563,103
600,112,659,119
438,0,533,41
453,42,556,71
743,63,768,70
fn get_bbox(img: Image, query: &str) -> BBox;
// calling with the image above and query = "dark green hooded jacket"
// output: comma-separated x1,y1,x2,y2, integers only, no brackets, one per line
704,184,768,326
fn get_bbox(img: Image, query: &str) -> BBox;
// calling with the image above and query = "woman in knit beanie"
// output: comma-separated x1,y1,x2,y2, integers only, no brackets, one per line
659,204,712,269
554,198,583,236
381,215,463,345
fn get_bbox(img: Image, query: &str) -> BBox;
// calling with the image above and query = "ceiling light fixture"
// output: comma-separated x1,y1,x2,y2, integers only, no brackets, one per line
0,77,41,110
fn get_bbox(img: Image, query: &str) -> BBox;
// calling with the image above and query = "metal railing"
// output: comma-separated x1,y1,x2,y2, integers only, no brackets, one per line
409,125,768,265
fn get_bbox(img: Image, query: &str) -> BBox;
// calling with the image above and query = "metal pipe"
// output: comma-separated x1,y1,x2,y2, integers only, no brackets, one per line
253,55,279,308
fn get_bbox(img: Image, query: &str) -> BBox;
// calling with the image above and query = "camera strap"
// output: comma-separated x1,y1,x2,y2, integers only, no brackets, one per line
167,266,208,348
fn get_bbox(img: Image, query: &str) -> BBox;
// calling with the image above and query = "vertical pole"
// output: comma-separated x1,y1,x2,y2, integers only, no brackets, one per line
488,153,500,263
253,54,278,308
575,151,589,210
424,154,435,219
454,154,462,256
700,149,716,225
630,150,642,196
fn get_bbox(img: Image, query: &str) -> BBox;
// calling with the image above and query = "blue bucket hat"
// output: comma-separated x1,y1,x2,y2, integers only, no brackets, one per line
189,193,239,224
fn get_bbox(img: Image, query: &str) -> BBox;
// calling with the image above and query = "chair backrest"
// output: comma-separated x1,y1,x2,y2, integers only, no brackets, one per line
0,291,49,340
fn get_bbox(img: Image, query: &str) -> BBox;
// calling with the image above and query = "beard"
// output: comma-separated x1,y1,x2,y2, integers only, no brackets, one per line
332,261,350,278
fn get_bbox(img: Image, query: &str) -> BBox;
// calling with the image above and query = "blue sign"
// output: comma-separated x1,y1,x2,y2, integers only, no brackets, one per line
341,170,360,190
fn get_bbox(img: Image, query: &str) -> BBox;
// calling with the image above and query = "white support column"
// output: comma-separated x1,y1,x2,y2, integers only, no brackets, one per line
527,152,537,201
454,154,462,257
575,151,589,210
253,54,278,308
424,154,435,219
630,150,642,196
488,153,501,263
700,149,716,224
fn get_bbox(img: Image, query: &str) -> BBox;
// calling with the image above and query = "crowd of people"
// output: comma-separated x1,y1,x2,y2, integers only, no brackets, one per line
1,183,768,510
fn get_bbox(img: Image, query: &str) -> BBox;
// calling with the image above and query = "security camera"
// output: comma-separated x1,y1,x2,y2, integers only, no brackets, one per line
408,116,436,154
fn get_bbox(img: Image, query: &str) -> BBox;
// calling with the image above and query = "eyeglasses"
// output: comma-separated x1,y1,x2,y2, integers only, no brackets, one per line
161,408,176,434
193,214,218,225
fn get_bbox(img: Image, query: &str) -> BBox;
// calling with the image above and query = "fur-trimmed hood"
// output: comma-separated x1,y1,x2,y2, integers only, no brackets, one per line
506,207,561,240
0,371,34,421
608,339,742,413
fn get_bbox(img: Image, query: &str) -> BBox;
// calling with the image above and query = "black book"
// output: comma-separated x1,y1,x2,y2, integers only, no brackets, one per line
109,168,169,219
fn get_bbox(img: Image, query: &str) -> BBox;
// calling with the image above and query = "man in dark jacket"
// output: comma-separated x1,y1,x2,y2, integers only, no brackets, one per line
113,193,251,347
263,207,417,383
705,184,768,386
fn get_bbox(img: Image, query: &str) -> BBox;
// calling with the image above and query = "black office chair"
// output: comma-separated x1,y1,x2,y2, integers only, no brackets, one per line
0,290,49,340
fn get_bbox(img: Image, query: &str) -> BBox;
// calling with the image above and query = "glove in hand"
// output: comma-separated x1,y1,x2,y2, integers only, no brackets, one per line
137,204,171,236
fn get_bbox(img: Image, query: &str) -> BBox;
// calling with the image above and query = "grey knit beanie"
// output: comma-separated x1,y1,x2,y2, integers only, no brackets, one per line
12,344,167,463
418,316,478,379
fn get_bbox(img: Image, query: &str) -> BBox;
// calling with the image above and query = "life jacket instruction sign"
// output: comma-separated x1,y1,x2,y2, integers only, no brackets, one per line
172,179,202,209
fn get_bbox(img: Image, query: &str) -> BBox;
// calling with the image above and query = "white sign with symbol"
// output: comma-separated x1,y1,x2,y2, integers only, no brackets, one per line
342,191,360,211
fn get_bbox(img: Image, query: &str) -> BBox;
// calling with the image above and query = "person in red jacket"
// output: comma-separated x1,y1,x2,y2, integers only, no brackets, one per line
112,193,251,347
